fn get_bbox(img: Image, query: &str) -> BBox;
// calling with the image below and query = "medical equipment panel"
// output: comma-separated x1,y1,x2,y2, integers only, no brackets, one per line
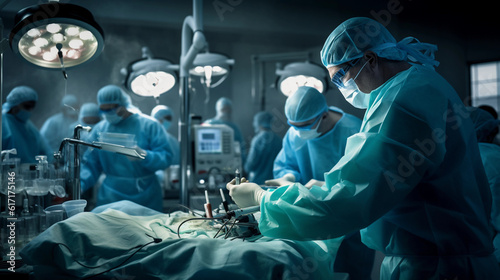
193,124,242,190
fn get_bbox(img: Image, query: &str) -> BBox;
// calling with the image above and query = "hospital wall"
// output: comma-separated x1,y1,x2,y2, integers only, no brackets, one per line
1,9,497,150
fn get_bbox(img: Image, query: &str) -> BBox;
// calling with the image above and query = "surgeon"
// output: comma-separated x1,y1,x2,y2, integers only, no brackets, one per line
2,86,52,163
80,85,172,212
40,94,79,153
69,102,101,145
151,105,180,165
469,106,500,265
267,86,362,188
265,86,373,280
244,111,282,185
227,17,500,279
204,97,246,165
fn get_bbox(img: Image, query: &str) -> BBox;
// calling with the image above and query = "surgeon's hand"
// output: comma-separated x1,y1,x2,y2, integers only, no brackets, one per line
265,173,296,187
226,177,265,208
126,146,147,161
304,179,324,189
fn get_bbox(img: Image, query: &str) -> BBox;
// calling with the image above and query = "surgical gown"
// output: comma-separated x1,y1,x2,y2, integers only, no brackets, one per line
245,130,282,185
478,142,500,263
273,107,362,184
259,65,500,279
2,113,52,163
40,112,77,153
166,132,180,165
273,107,372,280
80,113,172,212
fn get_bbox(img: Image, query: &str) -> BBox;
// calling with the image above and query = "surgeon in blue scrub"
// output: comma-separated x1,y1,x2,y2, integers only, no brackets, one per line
244,111,282,185
204,97,246,165
228,17,500,279
69,102,102,140
40,94,79,153
267,86,362,188
80,85,173,212
266,86,373,280
469,106,500,265
2,86,52,163
151,105,180,165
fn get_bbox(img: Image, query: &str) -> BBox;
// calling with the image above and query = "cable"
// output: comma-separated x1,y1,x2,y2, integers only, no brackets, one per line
224,218,239,239
213,218,232,239
176,217,220,239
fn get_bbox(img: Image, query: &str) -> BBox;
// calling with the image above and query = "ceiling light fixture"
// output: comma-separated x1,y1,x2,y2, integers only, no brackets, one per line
122,46,178,99
9,2,104,69
275,61,328,96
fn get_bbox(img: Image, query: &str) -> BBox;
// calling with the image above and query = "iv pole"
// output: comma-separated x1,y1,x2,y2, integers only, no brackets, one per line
179,0,207,206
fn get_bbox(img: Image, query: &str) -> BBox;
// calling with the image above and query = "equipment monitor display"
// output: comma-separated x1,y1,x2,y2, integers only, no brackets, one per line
197,128,222,153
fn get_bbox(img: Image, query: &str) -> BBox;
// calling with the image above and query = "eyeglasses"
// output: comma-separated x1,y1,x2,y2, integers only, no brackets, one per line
331,59,360,88
287,114,322,130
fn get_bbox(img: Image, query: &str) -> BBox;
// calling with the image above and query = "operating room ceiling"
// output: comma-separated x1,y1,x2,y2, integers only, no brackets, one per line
1,0,497,43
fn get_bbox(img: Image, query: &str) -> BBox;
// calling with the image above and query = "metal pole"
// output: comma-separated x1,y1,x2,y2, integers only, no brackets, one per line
72,126,82,200
179,0,206,206
0,1,13,153
0,18,4,153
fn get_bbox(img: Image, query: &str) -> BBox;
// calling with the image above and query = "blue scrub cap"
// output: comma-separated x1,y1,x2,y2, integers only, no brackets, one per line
320,17,439,68
216,97,232,112
2,86,38,113
285,86,328,123
468,107,500,143
79,103,100,124
80,103,100,118
151,105,173,120
61,94,78,108
254,111,273,128
97,85,131,107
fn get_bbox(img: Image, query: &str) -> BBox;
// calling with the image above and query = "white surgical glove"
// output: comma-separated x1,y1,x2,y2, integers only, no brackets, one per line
304,179,324,189
126,146,147,161
264,173,296,187
226,177,265,208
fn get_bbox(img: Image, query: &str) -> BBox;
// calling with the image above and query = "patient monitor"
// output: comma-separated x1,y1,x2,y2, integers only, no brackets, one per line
193,124,242,190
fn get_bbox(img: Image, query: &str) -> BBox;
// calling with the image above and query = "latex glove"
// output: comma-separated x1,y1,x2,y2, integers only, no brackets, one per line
126,146,147,161
304,179,324,189
226,177,265,208
265,173,296,187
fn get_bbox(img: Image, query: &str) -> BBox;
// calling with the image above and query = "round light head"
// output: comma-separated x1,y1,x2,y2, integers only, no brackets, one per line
276,62,328,96
124,58,178,98
9,3,104,69
189,52,233,77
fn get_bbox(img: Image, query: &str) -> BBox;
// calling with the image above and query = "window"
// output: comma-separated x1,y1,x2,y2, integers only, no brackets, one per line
470,61,500,114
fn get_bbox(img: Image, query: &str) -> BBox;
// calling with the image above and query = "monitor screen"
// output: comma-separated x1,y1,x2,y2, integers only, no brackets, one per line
197,128,222,153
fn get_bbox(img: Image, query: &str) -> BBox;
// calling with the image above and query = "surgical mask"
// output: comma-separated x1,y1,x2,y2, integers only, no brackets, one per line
103,112,123,124
162,121,171,131
15,109,31,122
296,116,323,140
334,60,370,109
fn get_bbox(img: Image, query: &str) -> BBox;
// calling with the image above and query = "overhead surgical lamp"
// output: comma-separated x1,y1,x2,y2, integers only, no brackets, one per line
276,62,328,96
189,52,234,88
121,46,178,99
9,2,104,69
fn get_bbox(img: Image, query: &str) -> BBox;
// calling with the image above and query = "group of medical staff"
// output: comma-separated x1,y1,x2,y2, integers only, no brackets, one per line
227,17,500,279
2,16,500,279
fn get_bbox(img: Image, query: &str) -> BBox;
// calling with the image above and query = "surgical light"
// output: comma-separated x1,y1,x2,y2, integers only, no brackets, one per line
122,47,178,99
276,62,328,96
9,2,104,69
189,52,234,88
